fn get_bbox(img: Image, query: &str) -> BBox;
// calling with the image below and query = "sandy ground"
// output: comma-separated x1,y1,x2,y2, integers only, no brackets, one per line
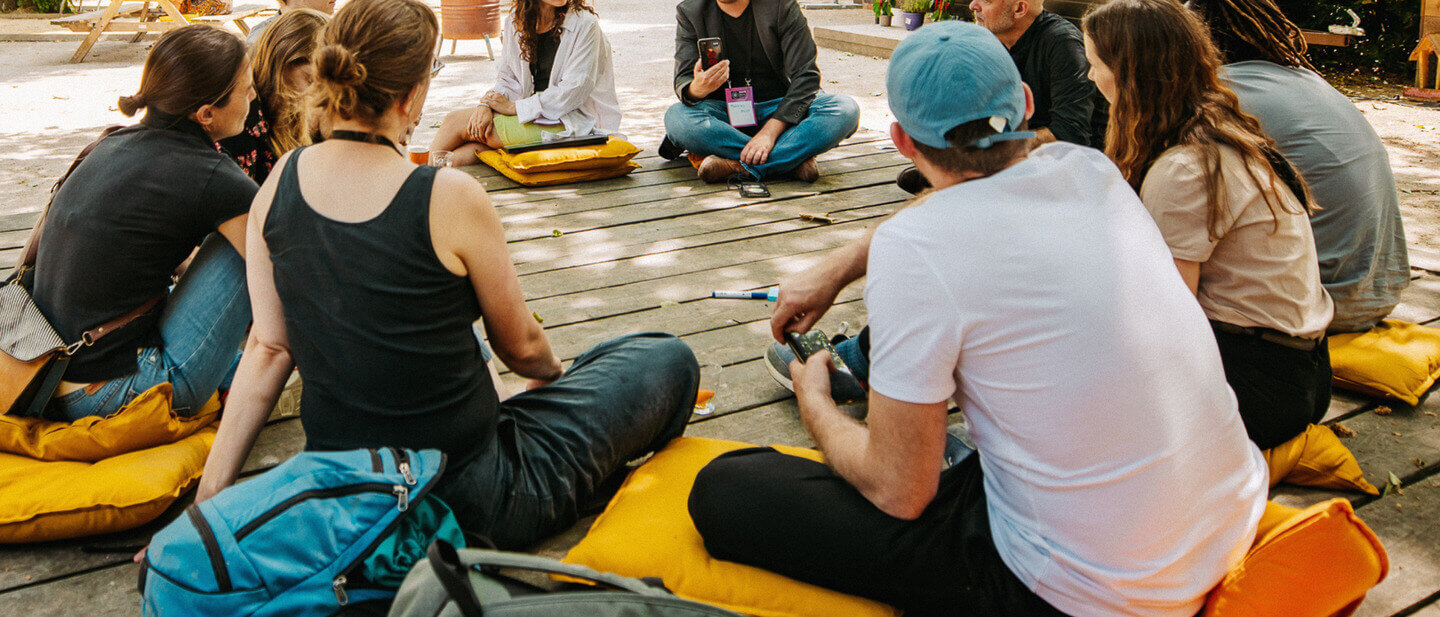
0,0,1436,248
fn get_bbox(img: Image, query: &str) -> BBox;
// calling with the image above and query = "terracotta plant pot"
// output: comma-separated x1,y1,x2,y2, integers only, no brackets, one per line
879,14,892,26
901,10,924,30
439,0,501,40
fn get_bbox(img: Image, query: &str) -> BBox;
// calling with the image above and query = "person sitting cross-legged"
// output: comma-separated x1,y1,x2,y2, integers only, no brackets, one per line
660,0,860,184
689,22,1267,617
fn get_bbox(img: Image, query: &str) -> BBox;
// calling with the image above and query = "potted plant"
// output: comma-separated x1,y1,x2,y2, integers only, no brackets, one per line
898,0,928,31
872,0,892,26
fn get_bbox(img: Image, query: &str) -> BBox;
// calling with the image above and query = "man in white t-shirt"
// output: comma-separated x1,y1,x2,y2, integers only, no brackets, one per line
687,21,1268,617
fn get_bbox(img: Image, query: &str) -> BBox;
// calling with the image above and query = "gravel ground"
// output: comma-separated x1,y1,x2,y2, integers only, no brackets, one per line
0,1,1435,249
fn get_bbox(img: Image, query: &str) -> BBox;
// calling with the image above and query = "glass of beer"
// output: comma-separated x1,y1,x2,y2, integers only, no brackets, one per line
407,145,429,165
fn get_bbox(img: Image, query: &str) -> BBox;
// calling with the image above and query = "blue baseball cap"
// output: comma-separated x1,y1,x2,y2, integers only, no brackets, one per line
886,21,1034,149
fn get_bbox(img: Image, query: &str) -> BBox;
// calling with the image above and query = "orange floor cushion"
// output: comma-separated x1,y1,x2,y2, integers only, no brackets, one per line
1203,499,1388,617
561,436,901,617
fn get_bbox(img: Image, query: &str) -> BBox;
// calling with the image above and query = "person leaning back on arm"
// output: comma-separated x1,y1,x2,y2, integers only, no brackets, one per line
31,25,257,423
660,0,860,184
688,21,1266,617
191,0,701,550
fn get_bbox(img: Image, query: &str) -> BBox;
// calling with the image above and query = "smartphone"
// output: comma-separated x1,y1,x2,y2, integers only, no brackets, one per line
785,330,868,405
698,37,723,70
738,181,770,198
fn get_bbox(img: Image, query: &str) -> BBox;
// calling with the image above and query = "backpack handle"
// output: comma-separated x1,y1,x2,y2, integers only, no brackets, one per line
427,540,487,617
456,549,670,597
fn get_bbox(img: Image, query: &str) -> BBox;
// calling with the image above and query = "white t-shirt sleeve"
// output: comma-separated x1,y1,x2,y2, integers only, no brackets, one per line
864,222,963,405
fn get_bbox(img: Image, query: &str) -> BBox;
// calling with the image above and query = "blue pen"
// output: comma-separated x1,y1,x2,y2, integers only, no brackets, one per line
712,286,779,301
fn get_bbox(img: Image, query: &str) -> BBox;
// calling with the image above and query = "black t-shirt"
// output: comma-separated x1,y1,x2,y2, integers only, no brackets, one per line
530,29,562,93
32,111,258,382
706,5,788,104
1008,11,1109,147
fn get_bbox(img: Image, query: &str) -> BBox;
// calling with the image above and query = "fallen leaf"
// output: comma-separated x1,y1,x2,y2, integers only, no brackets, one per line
870,91,884,97
659,300,680,308
551,229,563,237
1425,411,1436,417
1394,432,1404,437
532,311,543,324
799,212,835,224
1332,422,1356,437
1374,405,1392,415
1414,458,1426,468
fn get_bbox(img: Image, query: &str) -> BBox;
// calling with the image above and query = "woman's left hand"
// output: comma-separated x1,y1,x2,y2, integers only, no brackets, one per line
483,93,517,116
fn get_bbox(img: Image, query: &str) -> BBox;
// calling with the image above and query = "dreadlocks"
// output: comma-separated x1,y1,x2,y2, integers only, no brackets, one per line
1188,0,1316,71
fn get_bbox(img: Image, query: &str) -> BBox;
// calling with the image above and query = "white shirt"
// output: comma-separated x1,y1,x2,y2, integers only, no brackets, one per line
865,143,1267,617
490,10,622,139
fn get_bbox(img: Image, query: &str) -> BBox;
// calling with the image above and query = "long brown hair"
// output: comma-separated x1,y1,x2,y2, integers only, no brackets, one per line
252,9,327,155
513,0,594,64
1083,0,1308,239
118,25,247,119
311,0,437,126
1187,0,1316,71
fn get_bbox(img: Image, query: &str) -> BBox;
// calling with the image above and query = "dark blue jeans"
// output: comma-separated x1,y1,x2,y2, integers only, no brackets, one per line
663,93,861,180
434,333,700,549
47,234,250,420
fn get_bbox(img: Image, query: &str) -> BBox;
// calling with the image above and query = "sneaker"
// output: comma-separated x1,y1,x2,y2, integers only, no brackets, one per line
763,341,869,408
658,135,684,161
896,165,931,195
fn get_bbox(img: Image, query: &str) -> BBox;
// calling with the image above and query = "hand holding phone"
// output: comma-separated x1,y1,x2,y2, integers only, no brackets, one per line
785,330,867,406
698,37,723,70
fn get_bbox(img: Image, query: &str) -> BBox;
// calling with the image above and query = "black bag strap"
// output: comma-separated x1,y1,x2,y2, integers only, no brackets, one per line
427,540,485,617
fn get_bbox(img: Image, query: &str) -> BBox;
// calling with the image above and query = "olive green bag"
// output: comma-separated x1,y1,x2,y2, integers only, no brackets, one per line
388,541,742,617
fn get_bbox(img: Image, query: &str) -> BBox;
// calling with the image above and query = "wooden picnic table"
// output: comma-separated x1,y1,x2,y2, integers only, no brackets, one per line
51,0,266,63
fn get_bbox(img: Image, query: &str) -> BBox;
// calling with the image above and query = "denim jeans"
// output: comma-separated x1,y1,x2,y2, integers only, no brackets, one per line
663,92,861,180
48,234,251,421
434,332,700,550
833,327,870,385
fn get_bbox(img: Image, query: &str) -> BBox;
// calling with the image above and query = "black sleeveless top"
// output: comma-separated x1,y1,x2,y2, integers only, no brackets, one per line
263,148,497,464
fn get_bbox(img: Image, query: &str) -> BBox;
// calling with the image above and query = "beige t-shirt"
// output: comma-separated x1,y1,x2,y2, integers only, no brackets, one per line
1139,145,1333,339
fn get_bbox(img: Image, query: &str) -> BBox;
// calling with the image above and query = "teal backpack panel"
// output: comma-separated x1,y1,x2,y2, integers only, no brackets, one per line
141,447,453,616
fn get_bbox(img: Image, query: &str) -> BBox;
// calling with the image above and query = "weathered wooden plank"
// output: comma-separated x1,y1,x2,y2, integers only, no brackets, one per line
1408,599,1440,617
1390,274,1440,325
1348,479,1440,617
0,561,140,616
0,211,40,234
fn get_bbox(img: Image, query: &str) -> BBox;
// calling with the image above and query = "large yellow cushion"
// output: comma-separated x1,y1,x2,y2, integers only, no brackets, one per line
561,437,900,617
1261,424,1378,495
1203,499,1388,617
479,149,640,187
0,384,219,543
0,383,219,462
1328,319,1440,405
498,137,641,173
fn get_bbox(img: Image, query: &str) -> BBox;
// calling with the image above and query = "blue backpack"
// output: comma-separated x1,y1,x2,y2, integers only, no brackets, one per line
141,447,458,616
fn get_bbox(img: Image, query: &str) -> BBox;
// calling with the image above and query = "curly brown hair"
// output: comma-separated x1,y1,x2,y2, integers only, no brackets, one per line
512,0,595,64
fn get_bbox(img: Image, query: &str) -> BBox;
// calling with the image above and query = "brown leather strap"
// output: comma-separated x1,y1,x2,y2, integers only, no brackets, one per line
79,294,163,347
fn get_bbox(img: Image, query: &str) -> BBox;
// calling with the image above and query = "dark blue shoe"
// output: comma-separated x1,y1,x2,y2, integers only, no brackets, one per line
764,341,868,412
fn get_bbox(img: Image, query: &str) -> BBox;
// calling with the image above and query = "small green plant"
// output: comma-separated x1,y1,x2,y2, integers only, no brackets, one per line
872,0,892,17
929,0,952,21
18,0,67,12
898,0,929,13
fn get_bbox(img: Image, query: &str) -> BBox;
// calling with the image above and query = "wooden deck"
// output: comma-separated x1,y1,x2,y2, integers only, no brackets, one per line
2,132,1439,615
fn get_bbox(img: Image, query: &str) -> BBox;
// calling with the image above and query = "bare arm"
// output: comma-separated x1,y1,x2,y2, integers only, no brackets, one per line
1174,258,1200,295
217,213,248,259
770,227,874,342
793,351,947,520
431,170,562,381
196,164,294,503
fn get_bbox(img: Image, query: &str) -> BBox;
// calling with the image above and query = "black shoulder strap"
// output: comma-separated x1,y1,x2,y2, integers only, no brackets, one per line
426,540,485,617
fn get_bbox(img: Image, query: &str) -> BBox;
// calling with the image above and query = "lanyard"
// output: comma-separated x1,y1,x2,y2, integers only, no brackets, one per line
726,9,756,90
328,130,402,156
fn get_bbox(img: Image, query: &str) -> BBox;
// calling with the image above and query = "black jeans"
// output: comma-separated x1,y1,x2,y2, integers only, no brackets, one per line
1212,324,1331,450
688,448,1066,617
435,332,699,549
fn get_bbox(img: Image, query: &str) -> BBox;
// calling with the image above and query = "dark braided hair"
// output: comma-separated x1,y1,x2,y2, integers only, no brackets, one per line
1187,0,1317,71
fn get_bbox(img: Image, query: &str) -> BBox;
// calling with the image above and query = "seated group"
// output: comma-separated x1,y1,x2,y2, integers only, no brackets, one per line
23,0,1410,613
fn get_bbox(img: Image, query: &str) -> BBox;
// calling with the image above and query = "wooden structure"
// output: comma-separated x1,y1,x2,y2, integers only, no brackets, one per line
1,133,1439,614
51,0,264,63
1413,0,1440,92
438,0,500,59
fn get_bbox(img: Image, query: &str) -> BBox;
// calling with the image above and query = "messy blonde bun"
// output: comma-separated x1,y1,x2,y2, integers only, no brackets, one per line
311,0,437,125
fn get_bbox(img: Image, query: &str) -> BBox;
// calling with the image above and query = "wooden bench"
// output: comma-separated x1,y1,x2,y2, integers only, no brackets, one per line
54,0,266,63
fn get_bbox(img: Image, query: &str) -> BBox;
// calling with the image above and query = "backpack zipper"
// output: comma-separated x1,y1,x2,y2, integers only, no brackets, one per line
233,483,408,542
393,448,416,486
186,505,232,593
331,452,446,607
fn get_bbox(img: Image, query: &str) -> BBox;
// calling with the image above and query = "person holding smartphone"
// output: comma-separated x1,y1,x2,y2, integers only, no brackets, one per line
660,0,860,184
429,0,621,167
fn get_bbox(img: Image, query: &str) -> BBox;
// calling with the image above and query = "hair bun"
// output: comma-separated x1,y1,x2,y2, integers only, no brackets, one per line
315,43,367,87
117,93,147,117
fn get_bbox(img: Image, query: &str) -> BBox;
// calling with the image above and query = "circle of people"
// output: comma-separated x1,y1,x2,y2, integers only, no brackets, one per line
28,0,1409,614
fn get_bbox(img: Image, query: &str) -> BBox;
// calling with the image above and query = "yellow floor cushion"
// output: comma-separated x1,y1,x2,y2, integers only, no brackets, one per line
561,436,901,617
1261,424,1378,495
479,149,640,187
498,137,641,173
0,383,219,462
1204,498,1388,617
0,383,220,543
1328,319,1440,405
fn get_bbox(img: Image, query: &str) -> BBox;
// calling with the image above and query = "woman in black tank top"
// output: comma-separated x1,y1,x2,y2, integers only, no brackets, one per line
197,0,699,549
